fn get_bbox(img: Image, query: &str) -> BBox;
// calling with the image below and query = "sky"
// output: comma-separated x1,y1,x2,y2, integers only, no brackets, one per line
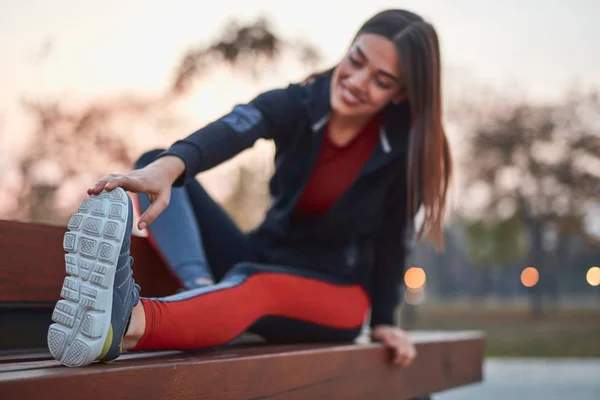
1,1,599,110
1,1,599,127
1,0,599,221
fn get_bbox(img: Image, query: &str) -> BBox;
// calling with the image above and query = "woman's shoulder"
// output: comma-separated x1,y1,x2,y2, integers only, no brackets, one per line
247,84,307,128
249,72,331,124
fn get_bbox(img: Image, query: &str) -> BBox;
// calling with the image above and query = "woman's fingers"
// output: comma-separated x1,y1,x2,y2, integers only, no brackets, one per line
104,174,145,193
378,332,404,365
394,338,416,367
381,331,416,367
386,335,405,365
371,326,417,367
138,192,170,230
88,174,119,195
88,173,148,195
395,347,411,366
88,168,172,230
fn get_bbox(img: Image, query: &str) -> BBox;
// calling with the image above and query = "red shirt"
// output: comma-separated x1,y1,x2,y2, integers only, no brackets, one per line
295,114,381,215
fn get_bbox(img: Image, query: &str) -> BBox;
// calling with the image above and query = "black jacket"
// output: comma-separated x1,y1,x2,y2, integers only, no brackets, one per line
161,72,416,326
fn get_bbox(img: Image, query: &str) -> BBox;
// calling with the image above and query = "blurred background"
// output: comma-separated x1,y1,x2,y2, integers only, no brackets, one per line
1,0,599,398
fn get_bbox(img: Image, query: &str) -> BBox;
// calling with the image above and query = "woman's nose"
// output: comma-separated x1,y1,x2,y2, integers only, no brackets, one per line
346,70,369,92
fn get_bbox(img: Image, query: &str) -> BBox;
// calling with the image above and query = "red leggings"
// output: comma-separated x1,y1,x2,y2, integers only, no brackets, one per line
132,150,370,351
133,263,371,351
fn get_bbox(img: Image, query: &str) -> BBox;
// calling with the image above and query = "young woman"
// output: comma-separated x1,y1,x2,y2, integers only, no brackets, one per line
48,9,452,369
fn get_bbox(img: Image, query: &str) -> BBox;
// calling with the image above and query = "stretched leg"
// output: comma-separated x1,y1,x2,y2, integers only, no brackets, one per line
129,263,370,351
182,174,261,281
134,149,259,288
249,316,361,344
49,187,367,367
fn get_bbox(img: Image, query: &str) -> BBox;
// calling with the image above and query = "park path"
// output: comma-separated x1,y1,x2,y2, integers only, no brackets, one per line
438,358,600,400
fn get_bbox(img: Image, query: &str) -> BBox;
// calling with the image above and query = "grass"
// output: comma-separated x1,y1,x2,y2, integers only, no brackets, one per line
405,302,600,357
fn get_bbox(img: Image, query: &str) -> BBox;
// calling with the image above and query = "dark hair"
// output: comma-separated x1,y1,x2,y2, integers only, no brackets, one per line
307,9,452,250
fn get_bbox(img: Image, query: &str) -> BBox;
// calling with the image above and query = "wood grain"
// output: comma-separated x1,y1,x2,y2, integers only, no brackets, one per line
0,332,485,400
0,219,180,302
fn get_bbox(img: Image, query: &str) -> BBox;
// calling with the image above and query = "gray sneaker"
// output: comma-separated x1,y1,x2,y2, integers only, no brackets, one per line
47,187,140,367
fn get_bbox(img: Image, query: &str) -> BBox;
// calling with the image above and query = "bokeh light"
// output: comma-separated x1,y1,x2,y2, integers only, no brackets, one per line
405,267,426,290
521,267,539,288
586,266,600,287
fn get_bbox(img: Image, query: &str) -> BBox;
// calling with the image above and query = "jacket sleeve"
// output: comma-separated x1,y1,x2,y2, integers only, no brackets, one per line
158,84,303,186
369,172,418,327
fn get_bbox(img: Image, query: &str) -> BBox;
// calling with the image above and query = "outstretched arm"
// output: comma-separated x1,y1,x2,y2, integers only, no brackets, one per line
370,171,420,366
370,178,415,327
89,84,303,230
159,85,304,186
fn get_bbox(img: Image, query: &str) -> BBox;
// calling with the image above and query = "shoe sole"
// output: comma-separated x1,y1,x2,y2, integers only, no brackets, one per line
47,188,130,367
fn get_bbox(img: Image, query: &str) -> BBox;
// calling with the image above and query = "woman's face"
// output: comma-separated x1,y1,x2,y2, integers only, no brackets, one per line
330,33,404,119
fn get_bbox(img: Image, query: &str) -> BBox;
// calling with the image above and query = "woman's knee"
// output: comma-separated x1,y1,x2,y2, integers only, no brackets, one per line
134,149,166,170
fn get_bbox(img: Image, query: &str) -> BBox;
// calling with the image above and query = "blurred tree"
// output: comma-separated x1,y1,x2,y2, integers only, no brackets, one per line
459,89,600,314
7,17,319,225
464,215,526,267
171,17,319,96
462,214,526,300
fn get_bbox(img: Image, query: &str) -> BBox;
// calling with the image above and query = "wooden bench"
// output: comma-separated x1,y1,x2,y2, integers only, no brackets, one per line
0,219,486,399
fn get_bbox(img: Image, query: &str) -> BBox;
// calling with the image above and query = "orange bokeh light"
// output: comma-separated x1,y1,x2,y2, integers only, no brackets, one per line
404,267,426,290
521,267,539,287
587,266,600,287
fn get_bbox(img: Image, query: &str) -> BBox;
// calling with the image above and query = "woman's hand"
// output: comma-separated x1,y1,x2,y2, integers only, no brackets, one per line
371,325,417,367
87,155,185,230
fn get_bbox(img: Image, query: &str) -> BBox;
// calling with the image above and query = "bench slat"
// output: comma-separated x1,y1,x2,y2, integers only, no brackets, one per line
0,332,485,400
0,220,179,302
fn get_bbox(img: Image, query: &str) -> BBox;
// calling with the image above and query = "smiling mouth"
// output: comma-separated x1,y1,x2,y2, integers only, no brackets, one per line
339,84,363,106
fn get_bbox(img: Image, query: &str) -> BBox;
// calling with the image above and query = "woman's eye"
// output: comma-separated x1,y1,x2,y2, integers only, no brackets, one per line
348,56,361,67
375,79,393,89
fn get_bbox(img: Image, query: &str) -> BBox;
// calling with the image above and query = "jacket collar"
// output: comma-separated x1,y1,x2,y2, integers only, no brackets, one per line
303,72,411,163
